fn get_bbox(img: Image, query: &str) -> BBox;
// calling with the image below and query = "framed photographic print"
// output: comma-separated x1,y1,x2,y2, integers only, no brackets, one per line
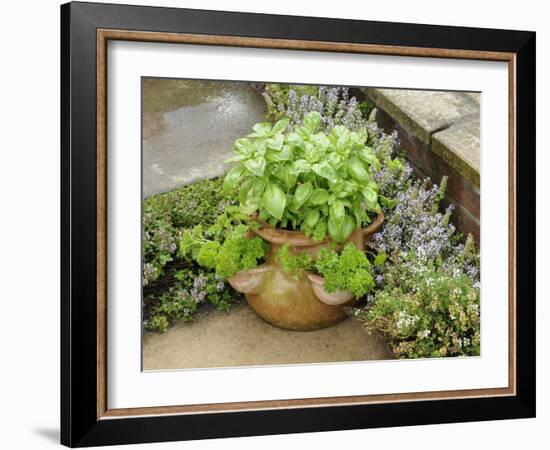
61,1,536,447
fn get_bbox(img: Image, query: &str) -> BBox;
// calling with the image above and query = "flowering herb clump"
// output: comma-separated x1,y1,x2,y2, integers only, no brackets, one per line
369,176,479,284
142,177,239,333
145,269,233,333
353,256,480,358
285,86,370,132
262,84,319,121
353,174,481,358
142,177,229,286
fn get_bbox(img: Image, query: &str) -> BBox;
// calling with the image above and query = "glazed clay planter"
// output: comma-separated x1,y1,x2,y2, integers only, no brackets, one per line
306,273,354,306
228,212,384,331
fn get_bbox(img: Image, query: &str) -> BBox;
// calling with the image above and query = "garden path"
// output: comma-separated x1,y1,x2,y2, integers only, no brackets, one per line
142,79,266,197
143,302,392,370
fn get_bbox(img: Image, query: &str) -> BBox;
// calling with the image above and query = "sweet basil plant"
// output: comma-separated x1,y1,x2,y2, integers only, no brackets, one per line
223,111,382,243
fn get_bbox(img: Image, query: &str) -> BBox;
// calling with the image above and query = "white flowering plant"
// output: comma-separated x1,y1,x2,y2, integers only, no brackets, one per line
353,254,480,358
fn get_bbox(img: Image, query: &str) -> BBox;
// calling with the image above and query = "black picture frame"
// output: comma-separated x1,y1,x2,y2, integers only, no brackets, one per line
61,1,536,447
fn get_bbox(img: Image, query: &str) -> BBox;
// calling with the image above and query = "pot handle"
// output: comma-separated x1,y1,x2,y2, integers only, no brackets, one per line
307,273,354,306
227,265,272,295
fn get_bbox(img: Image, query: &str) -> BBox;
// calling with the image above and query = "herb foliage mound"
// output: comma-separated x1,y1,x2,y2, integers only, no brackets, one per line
223,112,382,243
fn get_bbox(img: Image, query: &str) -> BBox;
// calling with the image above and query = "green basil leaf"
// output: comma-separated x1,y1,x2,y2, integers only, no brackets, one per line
234,138,253,154
291,159,311,174
305,141,325,163
309,189,330,205
359,146,381,170
222,166,244,194
266,134,284,150
238,178,253,204
293,181,313,209
312,161,338,183
303,111,321,132
366,178,379,193
271,117,290,135
330,200,345,225
274,165,297,191
248,121,272,137
341,215,356,241
287,132,305,150
362,186,378,209
262,183,286,220
329,125,347,143
353,206,367,228
353,129,368,145
266,145,292,162
310,133,330,152
347,157,370,182
327,217,344,243
250,178,267,198
241,198,261,215
303,208,320,229
245,156,266,177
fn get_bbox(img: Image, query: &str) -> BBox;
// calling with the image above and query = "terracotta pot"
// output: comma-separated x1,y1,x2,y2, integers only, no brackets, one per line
228,212,384,331
306,273,354,306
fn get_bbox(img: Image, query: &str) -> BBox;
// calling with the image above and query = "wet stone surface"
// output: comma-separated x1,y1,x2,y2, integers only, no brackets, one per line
143,302,393,370
142,79,266,197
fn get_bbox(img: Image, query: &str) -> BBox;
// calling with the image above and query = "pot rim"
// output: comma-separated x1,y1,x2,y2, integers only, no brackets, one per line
229,264,273,278
252,211,384,247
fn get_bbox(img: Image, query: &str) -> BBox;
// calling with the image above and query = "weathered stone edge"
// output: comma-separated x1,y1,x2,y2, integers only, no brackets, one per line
364,87,480,188
431,125,480,188
363,87,432,144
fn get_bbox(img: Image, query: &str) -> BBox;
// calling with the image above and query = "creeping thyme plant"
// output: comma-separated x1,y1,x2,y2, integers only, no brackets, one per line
142,178,239,332
353,176,481,358
353,254,480,358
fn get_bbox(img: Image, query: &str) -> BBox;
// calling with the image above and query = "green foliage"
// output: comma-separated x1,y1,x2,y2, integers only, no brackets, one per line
142,177,228,285
276,244,313,278
142,177,240,333
179,211,268,280
223,112,382,243
354,254,480,358
143,265,236,333
315,243,375,297
263,84,319,120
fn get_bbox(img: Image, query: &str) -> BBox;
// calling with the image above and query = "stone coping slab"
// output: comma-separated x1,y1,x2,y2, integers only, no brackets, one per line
432,114,480,187
364,87,480,188
365,88,480,145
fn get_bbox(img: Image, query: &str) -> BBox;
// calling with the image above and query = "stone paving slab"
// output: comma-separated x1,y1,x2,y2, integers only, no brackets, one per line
432,114,481,187
142,79,266,198
143,302,393,370
365,88,480,144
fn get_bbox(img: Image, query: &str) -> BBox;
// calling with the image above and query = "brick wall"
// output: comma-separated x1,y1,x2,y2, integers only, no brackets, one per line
364,89,481,244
